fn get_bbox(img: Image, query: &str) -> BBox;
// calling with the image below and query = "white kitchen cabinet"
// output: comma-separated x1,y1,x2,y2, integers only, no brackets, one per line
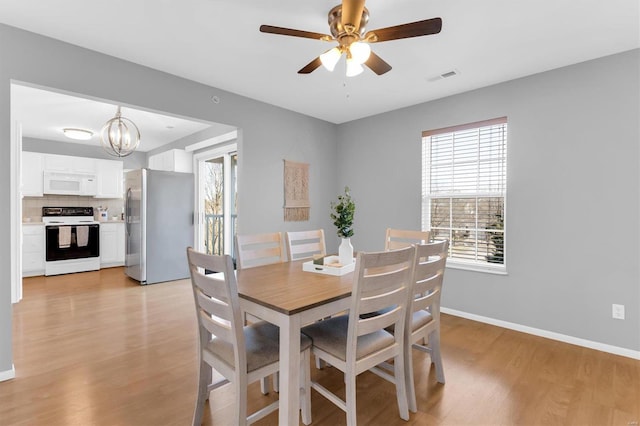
22,224,44,276
44,153,96,174
95,159,123,199
148,149,193,173
100,222,125,267
25,152,123,198
21,151,44,197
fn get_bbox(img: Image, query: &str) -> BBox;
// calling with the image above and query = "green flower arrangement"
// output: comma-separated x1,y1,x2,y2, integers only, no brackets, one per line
330,186,355,238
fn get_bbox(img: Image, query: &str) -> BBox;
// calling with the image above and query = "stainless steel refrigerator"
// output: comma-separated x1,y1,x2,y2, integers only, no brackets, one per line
125,169,194,285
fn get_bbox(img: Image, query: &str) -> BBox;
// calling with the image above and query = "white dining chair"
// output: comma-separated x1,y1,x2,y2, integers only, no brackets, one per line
285,229,332,369
235,232,286,269
186,247,312,426
384,228,431,251
285,229,326,261
301,246,416,425
234,232,287,392
403,240,449,412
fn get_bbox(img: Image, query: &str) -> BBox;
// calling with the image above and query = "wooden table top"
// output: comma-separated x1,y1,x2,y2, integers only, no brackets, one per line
236,260,354,315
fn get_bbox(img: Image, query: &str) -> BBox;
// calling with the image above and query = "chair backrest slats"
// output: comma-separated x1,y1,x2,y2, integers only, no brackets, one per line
187,247,246,374
292,241,323,257
357,304,403,337
192,273,231,304
347,246,415,361
360,270,409,298
409,240,448,325
199,309,233,342
240,246,282,263
188,248,226,274
412,258,445,311
285,229,326,261
412,291,439,314
359,286,407,315
196,291,232,323
235,232,285,269
385,228,431,251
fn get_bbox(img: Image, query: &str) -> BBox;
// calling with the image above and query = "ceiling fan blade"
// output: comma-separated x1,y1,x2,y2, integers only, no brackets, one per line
298,57,323,74
365,17,442,43
341,0,366,32
365,52,392,75
260,25,331,41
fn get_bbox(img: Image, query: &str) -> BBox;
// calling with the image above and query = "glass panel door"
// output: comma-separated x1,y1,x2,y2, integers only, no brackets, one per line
196,145,237,258
204,157,224,255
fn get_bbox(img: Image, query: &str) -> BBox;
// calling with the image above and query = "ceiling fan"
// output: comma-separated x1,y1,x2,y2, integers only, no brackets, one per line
259,0,442,77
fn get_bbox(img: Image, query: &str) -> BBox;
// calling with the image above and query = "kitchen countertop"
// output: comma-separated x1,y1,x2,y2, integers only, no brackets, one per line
22,220,125,225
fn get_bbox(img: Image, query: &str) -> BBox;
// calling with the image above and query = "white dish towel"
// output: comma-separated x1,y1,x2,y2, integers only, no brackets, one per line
76,226,89,248
58,226,71,248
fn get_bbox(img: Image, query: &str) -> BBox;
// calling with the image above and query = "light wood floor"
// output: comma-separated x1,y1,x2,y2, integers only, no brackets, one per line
2,268,639,425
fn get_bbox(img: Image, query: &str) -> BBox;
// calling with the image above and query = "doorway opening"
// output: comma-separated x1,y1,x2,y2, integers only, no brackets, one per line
11,81,237,303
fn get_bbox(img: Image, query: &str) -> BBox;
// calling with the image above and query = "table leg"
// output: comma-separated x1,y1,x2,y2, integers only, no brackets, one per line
279,314,301,426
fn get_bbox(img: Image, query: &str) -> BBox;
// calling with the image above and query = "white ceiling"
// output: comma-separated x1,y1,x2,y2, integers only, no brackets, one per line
11,84,218,152
1,0,638,128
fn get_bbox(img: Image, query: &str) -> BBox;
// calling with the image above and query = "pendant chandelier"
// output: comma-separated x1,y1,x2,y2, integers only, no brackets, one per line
101,106,140,157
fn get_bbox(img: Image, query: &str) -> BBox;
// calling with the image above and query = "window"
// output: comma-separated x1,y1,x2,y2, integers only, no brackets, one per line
422,117,507,273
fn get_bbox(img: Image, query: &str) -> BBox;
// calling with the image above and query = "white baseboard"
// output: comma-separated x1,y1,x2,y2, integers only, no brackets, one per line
441,307,640,360
0,364,16,382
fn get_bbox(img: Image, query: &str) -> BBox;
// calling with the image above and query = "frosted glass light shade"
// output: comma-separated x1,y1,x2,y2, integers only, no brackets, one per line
349,42,371,65
346,57,364,77
320,47,342,72
62,128,93,140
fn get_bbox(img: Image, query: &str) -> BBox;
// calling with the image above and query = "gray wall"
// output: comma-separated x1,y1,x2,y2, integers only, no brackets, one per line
145,124,237,158
23,137,147,169
0,24,337,375
338,49,640,351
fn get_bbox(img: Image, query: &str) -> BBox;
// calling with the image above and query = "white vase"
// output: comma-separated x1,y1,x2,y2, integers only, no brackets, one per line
338,237,354,265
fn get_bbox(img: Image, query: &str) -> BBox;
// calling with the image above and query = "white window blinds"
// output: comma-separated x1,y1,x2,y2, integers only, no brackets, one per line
422,117,507,271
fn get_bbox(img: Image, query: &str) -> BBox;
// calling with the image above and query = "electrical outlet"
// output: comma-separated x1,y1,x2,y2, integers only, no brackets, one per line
612,304,625,320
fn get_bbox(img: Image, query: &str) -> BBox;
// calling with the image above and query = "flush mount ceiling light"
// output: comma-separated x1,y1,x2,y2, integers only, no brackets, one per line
100,106,140,157
62,128,93,140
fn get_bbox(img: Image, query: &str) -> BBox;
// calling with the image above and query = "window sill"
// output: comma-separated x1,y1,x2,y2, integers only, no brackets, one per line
446,260,507,275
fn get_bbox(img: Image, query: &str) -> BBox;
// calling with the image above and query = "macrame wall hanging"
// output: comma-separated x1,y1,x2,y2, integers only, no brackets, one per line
283,160,310,221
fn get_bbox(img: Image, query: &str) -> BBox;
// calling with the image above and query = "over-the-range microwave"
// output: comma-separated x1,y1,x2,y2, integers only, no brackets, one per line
43,170,97,196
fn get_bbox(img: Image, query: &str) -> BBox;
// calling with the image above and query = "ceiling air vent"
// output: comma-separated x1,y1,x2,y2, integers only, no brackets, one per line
427,69,460,82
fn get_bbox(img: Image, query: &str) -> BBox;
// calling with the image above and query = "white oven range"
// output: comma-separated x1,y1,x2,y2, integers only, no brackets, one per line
42,206,100,276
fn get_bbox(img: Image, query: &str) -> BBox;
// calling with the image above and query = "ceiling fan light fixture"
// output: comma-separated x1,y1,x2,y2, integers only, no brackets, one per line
62,128,93,140
346,56,364,77
349,41,371,65
260,3,442,77
320,47,342,72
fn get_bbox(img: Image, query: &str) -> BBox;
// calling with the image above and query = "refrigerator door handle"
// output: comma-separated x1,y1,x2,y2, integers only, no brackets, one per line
125,188,132,237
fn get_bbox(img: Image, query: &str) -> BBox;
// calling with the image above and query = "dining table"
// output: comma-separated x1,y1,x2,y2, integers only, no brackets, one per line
236,259,355,426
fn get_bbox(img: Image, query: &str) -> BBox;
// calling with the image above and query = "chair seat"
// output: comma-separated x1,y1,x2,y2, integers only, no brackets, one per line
411,309,433,331
383,309,434,334
302,315,395,362
207,320,312,373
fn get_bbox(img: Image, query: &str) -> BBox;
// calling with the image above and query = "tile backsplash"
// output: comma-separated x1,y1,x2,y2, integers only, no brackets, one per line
23,195,124,222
